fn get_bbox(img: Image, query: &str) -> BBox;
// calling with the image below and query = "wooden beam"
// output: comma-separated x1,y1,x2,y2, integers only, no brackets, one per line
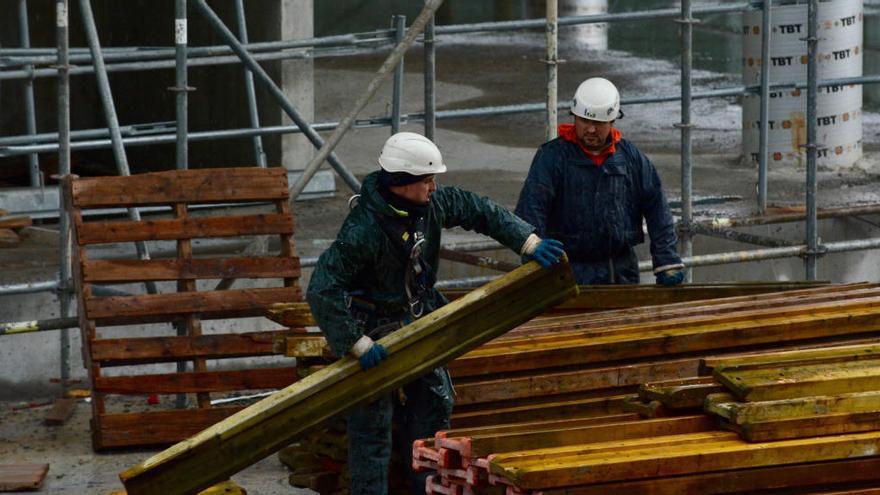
705,391,880,425
532,457,880,495
119,259,577,494
84,286,300,324
95,407,243,450
94,367,298,394
0,464,49,491
83,257,299,283
490,430,880,489
75,213,293,245
90,330,294,366
715,360,880,401
71,167,290,208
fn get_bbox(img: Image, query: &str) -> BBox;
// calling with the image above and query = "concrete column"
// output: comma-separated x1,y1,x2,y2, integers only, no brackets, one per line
280,0,315,171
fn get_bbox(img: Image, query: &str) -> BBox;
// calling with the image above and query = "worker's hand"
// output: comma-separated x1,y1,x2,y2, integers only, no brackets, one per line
656,268,685,286
529,238,565,268
350,335,389,370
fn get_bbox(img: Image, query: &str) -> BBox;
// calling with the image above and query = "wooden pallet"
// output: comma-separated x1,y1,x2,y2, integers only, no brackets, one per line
64,167,305,450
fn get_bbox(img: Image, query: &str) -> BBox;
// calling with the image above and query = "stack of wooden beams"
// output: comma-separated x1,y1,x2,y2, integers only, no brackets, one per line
270,283,829,493
414,283,880,494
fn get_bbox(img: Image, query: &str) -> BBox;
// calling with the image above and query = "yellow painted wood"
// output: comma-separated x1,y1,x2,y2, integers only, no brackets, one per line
119,259,577,495
490,430,880,489
705,390,880,424
639,376,723,409
726,410,880,442
706,343,880,375
716,360,880,401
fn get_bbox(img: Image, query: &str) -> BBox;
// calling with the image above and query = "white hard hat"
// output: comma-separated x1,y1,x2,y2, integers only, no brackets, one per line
571,77,622,122
378,132,447,175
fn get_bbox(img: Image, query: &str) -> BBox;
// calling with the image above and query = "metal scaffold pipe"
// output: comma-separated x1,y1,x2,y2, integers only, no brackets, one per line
289,0,444,201
423,3,436,141
233,0,266,168
18,0,41,187
545,0,558,142
757,0,771,214
192,0,361,195
679,0,694,282
55,0,72,393
805,0,819,280
391,14,406,135
174,0,189,170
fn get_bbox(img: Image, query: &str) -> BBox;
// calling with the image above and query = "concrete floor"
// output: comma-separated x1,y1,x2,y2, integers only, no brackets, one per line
3,29,880,495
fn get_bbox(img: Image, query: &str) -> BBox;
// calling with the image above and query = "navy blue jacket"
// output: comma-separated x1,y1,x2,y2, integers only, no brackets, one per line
515,136,682,284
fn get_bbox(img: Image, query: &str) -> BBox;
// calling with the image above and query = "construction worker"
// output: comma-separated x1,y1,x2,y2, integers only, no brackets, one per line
306,132,564,495
515,77,685,285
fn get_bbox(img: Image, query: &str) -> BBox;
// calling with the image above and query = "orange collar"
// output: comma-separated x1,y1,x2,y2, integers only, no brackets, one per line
558,124,621,166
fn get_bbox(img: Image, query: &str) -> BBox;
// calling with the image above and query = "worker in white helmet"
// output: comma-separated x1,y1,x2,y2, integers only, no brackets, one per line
307,132,564,494
515,77,685,285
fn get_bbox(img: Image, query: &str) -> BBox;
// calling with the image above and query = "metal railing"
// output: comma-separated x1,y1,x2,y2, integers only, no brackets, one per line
1,1,879,388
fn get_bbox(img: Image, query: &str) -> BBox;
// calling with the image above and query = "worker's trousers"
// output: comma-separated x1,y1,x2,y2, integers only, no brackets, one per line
347,366,454,495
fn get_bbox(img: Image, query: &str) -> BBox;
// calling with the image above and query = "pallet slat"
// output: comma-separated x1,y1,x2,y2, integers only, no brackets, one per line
75,213,294,245
90,330,292,366
95,407,244,449
83,257,300,283
95,367,298,394
84,286,300,324
71,167,289,207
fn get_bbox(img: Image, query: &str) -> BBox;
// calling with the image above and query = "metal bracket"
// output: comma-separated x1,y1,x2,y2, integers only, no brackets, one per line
674,122,696,129
673,17,702,25
167,85,197,93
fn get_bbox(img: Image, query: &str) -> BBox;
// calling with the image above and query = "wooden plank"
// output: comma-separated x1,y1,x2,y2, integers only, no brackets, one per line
265,302,316,327
279,336,329,358
440,415,713,463
500,291,880,348
704,391,880,425
726,410,880,442
82,257,300,283
75,213,294,245
638,376,724,409
90,330,294,366
94,367,298,394
450,304,880,377
0,216,32,229
71,167,289,208
533,457,880,495
119,259,577,494
438,413,640,440
451,395,629,429
550,283,830,312
95,407,243,450
44,398,78,426
491,430,880,489
453,357,701,406
0,464,49,491
716,360,880,401
84,286,300,324
706,342,880,375
698,336,880,376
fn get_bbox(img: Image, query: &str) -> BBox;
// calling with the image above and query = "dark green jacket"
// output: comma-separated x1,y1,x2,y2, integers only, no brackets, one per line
306,171,535,357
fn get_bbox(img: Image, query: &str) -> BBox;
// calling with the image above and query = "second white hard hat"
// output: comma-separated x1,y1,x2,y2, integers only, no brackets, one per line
571,77,622,122
378,132,447,175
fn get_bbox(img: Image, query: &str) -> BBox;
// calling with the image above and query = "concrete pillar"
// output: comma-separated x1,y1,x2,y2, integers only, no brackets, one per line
280,0,315,171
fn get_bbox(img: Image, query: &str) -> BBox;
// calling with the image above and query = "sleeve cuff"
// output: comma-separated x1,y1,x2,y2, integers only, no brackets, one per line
520,233,541,256
350,335,374,357
653,263,685,274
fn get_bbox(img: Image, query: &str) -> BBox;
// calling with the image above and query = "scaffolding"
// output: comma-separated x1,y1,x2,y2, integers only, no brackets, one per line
1,0,880,385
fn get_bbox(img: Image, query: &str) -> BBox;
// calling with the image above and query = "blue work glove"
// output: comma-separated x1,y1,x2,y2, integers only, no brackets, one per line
529,238,566,268
358,343,389,370
351,336,389,370
656,268,685,286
